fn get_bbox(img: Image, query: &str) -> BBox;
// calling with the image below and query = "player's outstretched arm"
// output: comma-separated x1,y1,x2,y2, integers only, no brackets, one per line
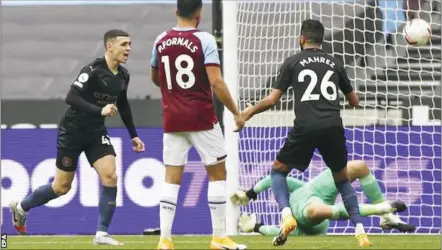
241,58,292,121
231,175,304,206
251,175,304,195
241,89,284,121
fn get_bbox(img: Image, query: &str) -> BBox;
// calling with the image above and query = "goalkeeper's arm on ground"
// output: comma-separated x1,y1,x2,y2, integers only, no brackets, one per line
230,175,305,206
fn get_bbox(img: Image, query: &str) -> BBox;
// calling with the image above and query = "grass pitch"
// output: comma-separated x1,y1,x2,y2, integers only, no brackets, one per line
5,235,440,249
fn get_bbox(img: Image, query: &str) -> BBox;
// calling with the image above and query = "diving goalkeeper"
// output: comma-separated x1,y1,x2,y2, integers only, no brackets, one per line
231,160,416,236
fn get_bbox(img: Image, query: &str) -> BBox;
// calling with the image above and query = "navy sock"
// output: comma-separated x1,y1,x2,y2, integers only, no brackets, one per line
271,170,290,210
335,180,362,226
97,186,117,232
21,184,59,212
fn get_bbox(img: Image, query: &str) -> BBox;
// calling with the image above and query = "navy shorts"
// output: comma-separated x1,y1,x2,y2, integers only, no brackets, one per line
56,131,116,172
276,126,348,173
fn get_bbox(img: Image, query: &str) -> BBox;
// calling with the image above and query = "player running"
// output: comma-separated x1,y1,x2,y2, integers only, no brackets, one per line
241,19,370,247
9,29,145,246
150,0,246,249
231,160,416,236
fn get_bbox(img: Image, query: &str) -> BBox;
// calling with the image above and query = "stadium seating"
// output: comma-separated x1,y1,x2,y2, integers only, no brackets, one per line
1,2,440,101
366,1,441,98
1,4,213,100
1,2,358,100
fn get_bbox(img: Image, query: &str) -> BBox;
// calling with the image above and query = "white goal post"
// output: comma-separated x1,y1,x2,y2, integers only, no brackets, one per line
223,0,441,235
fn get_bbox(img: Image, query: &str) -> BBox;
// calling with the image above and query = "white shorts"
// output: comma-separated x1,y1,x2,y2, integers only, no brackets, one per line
163,123,227,166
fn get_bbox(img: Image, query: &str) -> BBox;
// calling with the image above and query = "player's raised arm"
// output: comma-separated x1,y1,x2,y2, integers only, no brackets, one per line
65,66,107,116
241,58,292,121
338,64,359,107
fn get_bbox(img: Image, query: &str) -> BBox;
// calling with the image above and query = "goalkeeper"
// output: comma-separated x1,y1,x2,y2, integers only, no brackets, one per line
231,160,416,236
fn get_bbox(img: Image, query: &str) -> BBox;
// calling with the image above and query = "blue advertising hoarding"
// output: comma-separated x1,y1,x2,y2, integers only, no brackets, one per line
1,127,440,235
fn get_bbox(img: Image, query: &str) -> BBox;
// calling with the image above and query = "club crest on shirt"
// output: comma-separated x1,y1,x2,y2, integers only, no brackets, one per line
77,73,89,83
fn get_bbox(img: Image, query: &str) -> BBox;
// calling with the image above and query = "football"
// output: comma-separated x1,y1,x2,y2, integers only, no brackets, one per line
403,18,432,46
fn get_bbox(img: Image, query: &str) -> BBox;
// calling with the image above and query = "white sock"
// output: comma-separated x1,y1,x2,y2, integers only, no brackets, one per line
208,181,226,238
281,207,292,218
160,183,180,239
355,223,366,235
17,202,26,216
96,231,108,237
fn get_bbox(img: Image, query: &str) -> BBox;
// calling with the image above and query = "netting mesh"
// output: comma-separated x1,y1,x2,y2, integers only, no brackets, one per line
235,0,441,234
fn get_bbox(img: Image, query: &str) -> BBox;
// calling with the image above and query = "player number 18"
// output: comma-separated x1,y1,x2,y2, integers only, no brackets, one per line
161,55,196,90
298,69,337,102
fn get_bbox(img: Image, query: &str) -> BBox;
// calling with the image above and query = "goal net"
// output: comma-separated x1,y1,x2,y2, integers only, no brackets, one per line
224,0,441,234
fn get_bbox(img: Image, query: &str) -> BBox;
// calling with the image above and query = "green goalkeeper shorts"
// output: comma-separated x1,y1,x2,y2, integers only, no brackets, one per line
289,187,329,235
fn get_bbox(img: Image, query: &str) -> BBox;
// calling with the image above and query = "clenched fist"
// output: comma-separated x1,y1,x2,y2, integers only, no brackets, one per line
101,104,118,117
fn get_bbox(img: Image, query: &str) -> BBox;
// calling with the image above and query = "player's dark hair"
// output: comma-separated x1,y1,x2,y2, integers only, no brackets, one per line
300,19,325,45
177,0,203,19
103,29,129,46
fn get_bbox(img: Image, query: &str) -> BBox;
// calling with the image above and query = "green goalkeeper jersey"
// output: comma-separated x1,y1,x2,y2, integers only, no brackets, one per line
303,169,338,205
253,169,338,205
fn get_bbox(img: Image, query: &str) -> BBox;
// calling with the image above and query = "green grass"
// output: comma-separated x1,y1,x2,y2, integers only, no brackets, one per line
5,235,440,249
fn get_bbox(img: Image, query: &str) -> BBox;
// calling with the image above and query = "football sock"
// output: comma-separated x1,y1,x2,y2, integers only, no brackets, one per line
160,183,180,239
97,186,117,233
208,181,226,238
331,203,393,219
271,170,290,211
359,172,385,204
20,184,59,212
335,180,363,226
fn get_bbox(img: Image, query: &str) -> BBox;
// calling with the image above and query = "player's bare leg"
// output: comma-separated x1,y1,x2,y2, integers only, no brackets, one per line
92,155,123,246
206,161,247,250
157,165,184,250
10,167,73,234
270,160,297,246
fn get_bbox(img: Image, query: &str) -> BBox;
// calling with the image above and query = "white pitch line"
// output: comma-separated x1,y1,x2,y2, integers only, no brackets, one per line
10,240,436,244
11,241,147,244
